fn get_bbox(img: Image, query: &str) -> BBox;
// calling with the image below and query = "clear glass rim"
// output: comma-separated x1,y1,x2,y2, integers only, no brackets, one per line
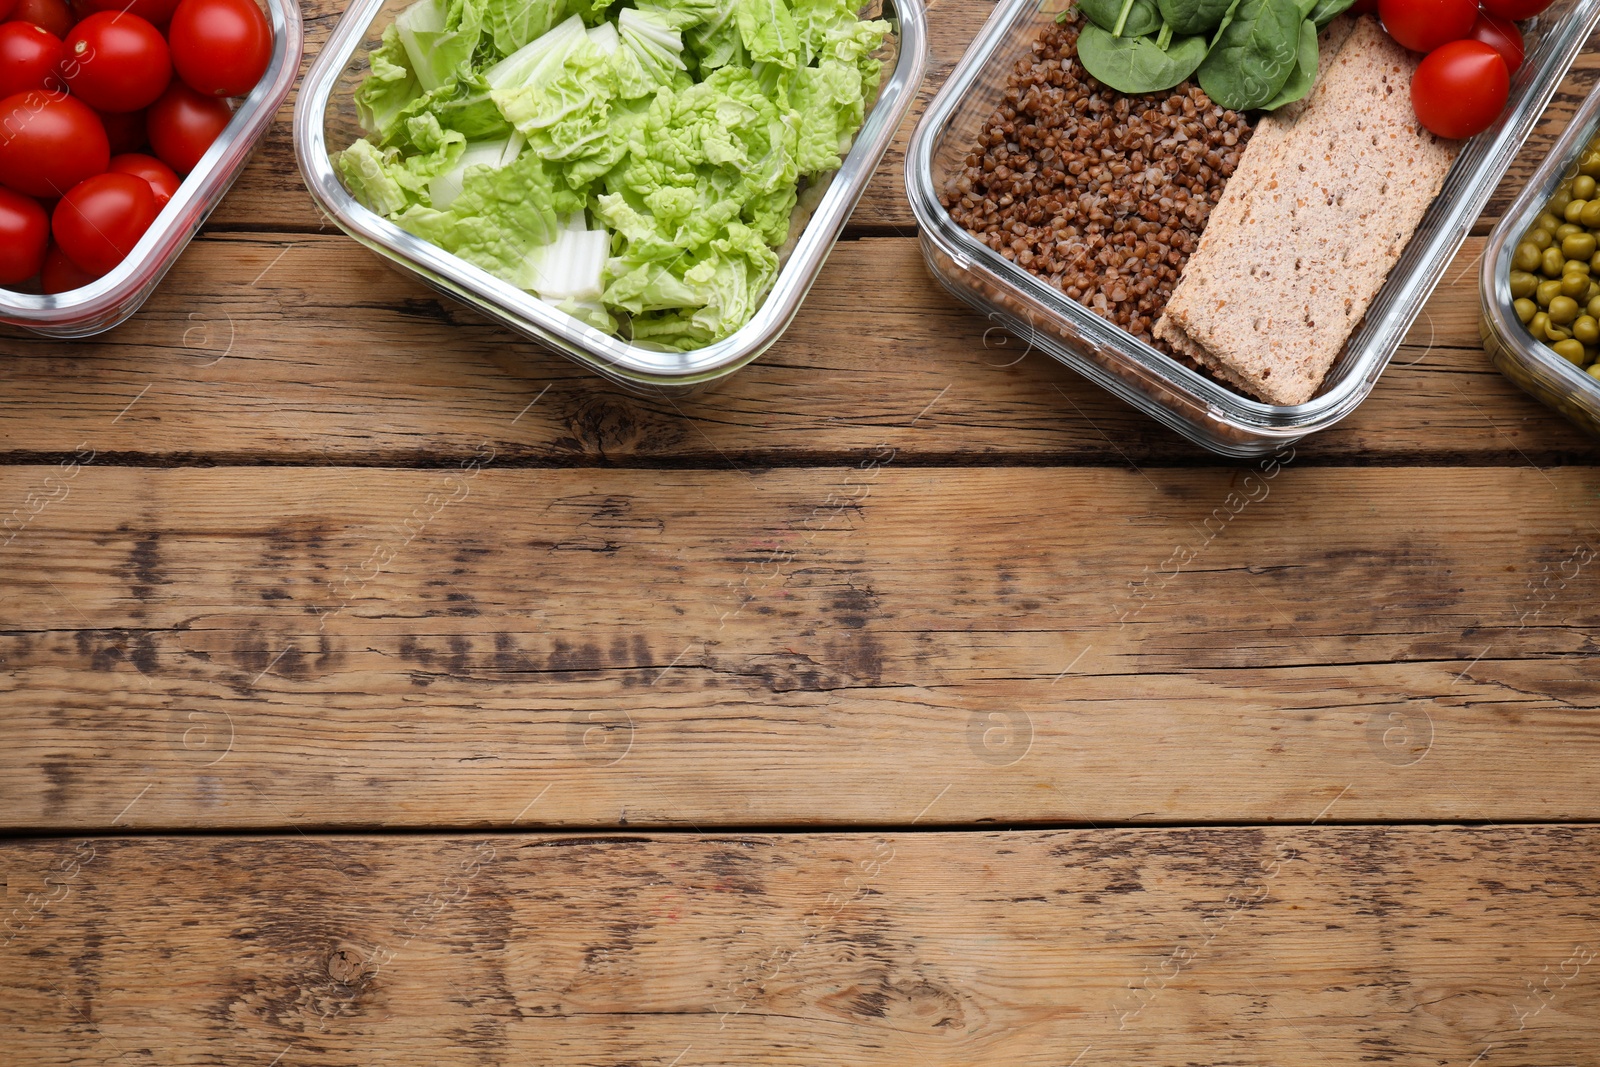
906,0,1600,436
0,0,306,326
293,0,929,386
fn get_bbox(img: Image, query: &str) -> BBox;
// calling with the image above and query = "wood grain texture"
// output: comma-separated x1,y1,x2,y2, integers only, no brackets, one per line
1,465,1595,831
1,237,1595,465
3,829,1598,1065
209,3,1600,234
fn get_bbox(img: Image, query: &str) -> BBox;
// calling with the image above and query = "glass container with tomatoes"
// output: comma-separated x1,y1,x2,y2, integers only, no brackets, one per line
0,0,301,336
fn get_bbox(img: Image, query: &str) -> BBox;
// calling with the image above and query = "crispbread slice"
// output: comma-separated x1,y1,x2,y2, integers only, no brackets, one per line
1154,16,1459,405
1198,15,1357,239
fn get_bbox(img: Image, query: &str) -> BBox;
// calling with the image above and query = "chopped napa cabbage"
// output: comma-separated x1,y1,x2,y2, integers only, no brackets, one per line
341,0,891,349
394,0,485,92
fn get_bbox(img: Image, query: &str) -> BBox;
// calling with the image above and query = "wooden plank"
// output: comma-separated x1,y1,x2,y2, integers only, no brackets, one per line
214,5,1600,234
1,466,1595,831
3,829,1597,1065
1,236,1595,464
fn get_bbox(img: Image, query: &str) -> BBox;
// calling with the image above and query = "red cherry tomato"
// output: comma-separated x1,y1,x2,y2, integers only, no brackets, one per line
60,12,171,112
40,240,99,291
1378,0,1476,53
10,0,70,36
0,21,64,98
166,0,270,98
1480,0,1552,18
98,107,145,153
0,185,48,284
0,91,109,197
109,152,178,207
145,80,230,173
73,0,178,28
52,171,156,275
1412,39,1510,140
1469,13,1524,75
0,0,16,19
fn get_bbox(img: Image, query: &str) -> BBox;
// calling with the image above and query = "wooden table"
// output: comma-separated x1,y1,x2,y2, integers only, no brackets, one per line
3,5,1599,1065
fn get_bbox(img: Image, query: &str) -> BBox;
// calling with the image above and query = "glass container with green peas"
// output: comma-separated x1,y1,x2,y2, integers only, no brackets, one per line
1485,105,1600,442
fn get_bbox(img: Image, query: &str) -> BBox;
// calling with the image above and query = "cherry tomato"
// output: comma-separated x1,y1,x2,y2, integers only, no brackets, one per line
1350,0,1377,11
73,0,178,28
0,21,64,98
0,91,109,197
109,152,178,207
0,185,48,284
1378,0,1475,53
98,107,145,153
0,0,16,19
146,80,230,173
60,12,171,112
1480,0,1553,18
10,0,71,36
1412,39,1510,140
1469,13,1525,75
167,0,270,98
52,171,155,275
40,240,99,291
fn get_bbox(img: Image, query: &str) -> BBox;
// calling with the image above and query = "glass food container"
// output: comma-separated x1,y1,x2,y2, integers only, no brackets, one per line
906,0,1600,457
1481,74,1600,439
294,0,927,394
0,0,305,339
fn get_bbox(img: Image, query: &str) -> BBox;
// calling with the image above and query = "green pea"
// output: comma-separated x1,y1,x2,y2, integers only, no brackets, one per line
1509,270,1539,298
1588,281,1600,305
1537,279,1563,306
1528,227,1554,250
1566,198,1588,223
1561,272,1590,299
1547,324,1572,342
1587,295,1600,319
1564,233,1597,260
1582,201,1600,229
1552,189,1574,215
1583,154,1600,178
1549,295,1579,324
1529,311,1551,338
1514,241,1543,271
1514,298,1538,323
1588,363,1600,379
1565,259,1591,275
1556,223,1584,240
1553,338,1587,364
1574,176,1596,201
1573,315,1599,343
1543,246,1567,277
1539,211,1564,232
1591,250,1600,272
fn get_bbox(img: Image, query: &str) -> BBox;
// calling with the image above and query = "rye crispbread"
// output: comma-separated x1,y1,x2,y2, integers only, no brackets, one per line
1154,16,1460,405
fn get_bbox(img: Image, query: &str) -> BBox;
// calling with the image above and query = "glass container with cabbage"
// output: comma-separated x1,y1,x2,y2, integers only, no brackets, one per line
336,0,891,350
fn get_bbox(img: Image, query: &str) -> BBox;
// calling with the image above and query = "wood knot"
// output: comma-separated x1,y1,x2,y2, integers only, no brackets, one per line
326,948,371,984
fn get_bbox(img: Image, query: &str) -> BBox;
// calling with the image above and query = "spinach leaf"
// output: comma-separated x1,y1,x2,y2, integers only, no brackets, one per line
1077,23,1209,94
1206,0,1244,48
1155,0,1232,36
1075,0,1163,37
1306,0,1356,27
1196,0,1300,110
1294,0,1317,18
1261,17,1317,110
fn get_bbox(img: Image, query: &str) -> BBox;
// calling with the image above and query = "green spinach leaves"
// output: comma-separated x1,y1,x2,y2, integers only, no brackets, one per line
1073,0,1324,112
1077,24,1208,94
